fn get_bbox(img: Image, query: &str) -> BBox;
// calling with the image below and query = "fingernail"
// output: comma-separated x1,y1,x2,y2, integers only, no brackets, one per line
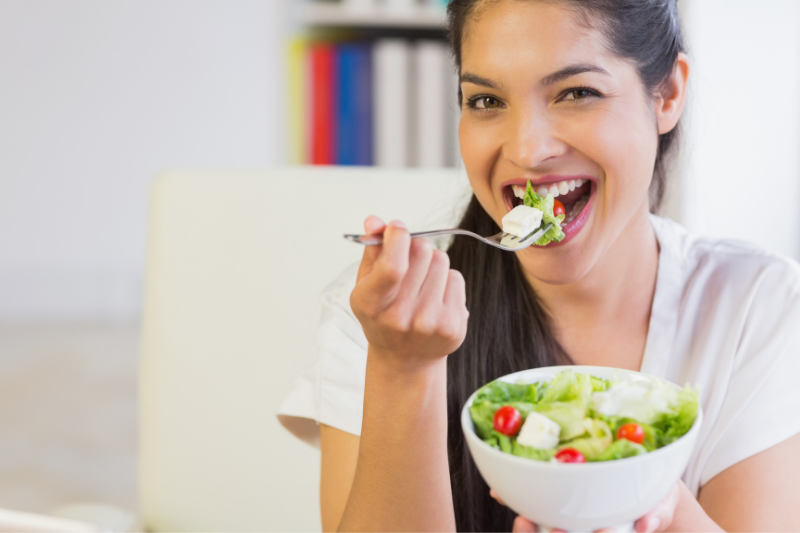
648,517,660,532
390,220,406,229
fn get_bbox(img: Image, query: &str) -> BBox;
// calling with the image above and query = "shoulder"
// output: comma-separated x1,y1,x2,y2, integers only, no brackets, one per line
651,215,800,302
277,262,367,443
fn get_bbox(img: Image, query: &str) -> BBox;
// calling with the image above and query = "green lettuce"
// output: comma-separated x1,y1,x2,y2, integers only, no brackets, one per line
539,370,595,404
522,181,566,246
533,400,588,440
595,438,648,461
652,385,700,445
511,441,555,461
559,419,613,460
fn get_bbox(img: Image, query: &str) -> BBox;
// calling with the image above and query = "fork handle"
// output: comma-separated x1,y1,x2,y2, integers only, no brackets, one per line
344,229,476,246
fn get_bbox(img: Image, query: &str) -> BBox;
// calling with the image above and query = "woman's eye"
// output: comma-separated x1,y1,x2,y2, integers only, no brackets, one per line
560,88,599,102
468,96,503,110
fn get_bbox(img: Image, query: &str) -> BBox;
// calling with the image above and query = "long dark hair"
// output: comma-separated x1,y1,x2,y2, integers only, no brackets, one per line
444,1,685,531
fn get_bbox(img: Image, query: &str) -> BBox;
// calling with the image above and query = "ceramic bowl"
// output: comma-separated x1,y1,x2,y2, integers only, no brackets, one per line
461,365,703,532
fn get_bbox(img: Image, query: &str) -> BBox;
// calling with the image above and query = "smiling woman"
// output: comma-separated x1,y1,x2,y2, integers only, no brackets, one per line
277,1,800,532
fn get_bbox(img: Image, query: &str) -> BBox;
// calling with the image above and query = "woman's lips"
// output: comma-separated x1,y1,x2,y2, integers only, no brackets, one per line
542,181,596,248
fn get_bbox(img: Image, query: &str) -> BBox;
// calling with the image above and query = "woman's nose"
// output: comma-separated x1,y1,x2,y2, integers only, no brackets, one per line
501,108,567,169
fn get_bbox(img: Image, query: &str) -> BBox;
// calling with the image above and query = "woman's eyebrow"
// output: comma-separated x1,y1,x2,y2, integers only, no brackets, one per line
461,64,610,91
460,72,502,89
538,64,610,88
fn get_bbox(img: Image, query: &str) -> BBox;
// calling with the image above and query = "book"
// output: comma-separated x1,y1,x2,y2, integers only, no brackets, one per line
373,39,411,167
413,40,449,168
311,43,337,165
287,36,308,165
336,43,373,165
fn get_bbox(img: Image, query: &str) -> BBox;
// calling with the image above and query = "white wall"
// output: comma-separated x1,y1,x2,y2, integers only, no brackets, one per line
2,1,800,320
682,0,800,259
0,1,287,320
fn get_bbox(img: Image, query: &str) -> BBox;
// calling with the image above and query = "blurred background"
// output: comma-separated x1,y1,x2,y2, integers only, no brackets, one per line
0,0,798,526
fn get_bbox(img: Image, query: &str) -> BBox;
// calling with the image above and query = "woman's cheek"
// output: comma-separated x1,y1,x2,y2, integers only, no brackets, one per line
460,117,503,216
569,110,656,212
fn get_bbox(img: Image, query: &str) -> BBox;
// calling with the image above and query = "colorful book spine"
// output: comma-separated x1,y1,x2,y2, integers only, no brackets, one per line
310,43,336,165
287,37,308,165
374,39,411,167
336,43,373,165
413,40,448,168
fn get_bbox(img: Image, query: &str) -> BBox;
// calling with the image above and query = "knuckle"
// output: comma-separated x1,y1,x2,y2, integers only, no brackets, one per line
377,258,406,284
448,268,465,286
431,249,450,269
412,312,437,336
411,237,433,258
380,308,410,333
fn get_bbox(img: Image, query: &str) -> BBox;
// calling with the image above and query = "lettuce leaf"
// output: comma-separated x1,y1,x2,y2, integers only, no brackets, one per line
595,438,648,461
540,370,594,404
559,419,613,460
522,181,565,246
533,399,588,441
511,441,555,461
652,385,700,445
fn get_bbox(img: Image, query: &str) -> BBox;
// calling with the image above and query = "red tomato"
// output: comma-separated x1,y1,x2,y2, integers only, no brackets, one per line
554,448,586,463
493,406,522,436
617,423,645,444
553,199,566,218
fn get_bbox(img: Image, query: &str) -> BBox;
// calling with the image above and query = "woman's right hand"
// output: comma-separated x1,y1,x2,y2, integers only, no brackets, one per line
350,216,469,370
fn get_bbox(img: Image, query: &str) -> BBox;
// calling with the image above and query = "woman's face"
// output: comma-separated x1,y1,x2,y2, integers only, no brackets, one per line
459,1,661,285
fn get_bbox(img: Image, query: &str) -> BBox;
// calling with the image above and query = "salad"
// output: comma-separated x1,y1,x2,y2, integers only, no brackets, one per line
469,369,699,463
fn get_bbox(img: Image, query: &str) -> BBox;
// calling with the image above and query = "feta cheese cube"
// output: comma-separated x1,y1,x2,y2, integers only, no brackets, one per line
517,411,561,449
502,205,543,239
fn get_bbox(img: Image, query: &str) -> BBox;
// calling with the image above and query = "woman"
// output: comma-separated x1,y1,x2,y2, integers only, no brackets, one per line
278,0,800,531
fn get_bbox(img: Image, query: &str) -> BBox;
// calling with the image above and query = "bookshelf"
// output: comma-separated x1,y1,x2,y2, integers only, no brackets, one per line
302,2,447,29
290,1,458,169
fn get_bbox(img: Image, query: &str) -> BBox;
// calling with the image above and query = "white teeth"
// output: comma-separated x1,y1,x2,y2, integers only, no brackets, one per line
576,178,585,187
558,181,570,195
512,185,525,198
537,186,549,197
548,184,560,197
568,179,576,191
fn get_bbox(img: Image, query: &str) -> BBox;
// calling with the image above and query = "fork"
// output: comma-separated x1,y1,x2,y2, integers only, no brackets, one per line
344,223,553,252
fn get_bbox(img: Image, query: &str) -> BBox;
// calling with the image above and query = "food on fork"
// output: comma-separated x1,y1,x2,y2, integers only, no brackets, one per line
501,205,543,239
521,181,566,246
501,181,567,247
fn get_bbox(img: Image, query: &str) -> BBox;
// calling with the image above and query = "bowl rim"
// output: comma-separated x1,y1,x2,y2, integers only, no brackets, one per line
461,365,704,470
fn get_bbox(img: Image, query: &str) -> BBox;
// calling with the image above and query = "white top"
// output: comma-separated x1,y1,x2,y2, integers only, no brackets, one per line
277,215,800,496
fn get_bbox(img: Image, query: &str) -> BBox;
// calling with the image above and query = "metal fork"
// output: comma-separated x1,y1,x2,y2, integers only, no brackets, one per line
344,223,553,252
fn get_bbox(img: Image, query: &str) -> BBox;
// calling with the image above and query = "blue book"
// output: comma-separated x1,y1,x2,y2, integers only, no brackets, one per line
336,43,372,166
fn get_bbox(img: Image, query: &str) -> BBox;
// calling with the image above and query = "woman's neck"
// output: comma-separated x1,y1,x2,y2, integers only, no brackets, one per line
525,203,660,370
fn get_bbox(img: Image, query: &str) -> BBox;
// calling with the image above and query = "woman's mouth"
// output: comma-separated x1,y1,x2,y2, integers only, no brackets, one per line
502,176,596,245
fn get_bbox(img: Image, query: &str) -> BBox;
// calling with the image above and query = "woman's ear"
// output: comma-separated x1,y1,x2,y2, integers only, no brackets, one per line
655,52,689,134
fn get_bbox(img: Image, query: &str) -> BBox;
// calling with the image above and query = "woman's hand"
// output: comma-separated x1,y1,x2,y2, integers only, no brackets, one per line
350,216,469,370
493,483,681,532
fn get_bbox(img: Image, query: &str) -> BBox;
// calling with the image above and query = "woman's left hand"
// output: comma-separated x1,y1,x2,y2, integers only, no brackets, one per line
493,482,681,532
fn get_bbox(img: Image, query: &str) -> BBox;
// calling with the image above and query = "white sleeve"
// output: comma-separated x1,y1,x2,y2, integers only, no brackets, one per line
276,263,367,447
696,259,800,488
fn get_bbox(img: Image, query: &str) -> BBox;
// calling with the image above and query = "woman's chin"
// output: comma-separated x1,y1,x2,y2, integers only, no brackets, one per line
518,222,598,286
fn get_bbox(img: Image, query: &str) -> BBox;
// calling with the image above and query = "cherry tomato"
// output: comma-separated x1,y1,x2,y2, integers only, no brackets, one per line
554,448,586,463
493,406,522,436
553,199,565,218
617,423,645,444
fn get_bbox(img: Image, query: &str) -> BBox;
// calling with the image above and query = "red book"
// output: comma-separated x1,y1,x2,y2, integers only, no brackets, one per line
310,43,336,165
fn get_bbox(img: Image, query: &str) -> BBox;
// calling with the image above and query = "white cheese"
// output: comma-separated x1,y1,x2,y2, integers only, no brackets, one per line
516,411,561,449
592,375,678,424
502,205,543,239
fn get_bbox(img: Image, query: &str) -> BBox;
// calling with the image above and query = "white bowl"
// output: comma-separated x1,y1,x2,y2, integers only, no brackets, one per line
461,366,703,532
